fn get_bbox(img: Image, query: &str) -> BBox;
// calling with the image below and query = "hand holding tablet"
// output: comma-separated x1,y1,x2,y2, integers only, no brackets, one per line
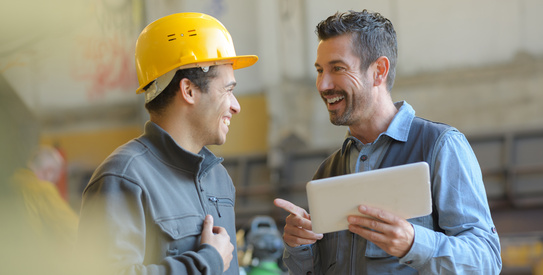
306,162,432,234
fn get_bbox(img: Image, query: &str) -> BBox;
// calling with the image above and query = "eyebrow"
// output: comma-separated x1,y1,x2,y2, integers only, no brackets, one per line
314,60,346,68
226,81,237,88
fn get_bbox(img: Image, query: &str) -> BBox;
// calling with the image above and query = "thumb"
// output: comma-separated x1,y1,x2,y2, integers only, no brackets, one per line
202,215,214,237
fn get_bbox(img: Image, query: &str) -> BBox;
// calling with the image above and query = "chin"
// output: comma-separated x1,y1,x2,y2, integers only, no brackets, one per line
215,136,227,146
330,116,349,126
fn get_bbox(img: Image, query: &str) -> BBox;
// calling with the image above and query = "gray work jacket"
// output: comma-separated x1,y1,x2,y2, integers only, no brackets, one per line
77,121,238,275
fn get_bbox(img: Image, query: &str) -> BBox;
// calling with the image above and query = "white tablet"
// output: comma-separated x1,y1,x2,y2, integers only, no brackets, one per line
306,161,432,234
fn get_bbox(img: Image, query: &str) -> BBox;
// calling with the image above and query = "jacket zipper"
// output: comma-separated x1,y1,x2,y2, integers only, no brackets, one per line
209,196,221,218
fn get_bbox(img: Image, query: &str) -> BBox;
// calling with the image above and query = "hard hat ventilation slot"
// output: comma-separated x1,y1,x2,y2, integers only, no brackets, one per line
167,34,176,41
188,29,197,36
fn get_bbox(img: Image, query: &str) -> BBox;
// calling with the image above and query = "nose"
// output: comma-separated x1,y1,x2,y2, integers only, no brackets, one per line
230,94,241,114
316,72,334,92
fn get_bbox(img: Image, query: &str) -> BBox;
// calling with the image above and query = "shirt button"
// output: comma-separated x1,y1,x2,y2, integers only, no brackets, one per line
405,260,413,265
302,247,309,251
361,155,368,161
306,272,312,275
491,227,497,233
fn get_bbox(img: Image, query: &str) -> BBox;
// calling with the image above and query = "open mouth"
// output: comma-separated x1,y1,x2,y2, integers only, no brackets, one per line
326,95,344,106
222,118,230,126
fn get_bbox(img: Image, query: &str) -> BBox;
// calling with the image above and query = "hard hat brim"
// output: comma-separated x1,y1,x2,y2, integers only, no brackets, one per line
136,55,258,95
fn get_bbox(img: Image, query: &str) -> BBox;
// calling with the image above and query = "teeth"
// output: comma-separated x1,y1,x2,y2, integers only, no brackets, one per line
223,118,230,126
327,96,344,104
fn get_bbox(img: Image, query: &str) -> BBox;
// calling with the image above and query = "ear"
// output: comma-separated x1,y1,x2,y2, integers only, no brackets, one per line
372,56,390,87
179,78,197,105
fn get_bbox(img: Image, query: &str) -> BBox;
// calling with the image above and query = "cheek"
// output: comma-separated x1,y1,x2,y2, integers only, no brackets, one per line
218,99,229,113
345,73,366,89
211,98,230,120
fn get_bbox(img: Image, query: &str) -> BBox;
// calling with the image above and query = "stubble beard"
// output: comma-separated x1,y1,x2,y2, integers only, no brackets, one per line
324,90,353,126
327,77,373,126
329,107,352,126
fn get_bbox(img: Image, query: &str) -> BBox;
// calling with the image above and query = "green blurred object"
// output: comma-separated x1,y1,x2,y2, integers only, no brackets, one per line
248,261,282,275
240,216,284,275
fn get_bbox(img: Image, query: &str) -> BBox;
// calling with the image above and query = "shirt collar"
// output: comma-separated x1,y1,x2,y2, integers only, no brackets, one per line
341,101,415,154
386,101,415,142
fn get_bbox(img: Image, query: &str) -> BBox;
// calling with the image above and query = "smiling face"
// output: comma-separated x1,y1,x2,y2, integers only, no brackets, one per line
193,64,240,147
315,34,374,126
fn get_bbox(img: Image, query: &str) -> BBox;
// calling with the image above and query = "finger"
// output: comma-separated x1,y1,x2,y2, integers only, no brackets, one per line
347,215,391,234
212,226,225,233
348,223,385,243
283,228,321,247
284,234,320,247
348,221,414,258
284,223,323,240
223,250,233,271
286,213,313,231
212,226,229,238
357,205,399,224
347,213,413,244
274,198,309,218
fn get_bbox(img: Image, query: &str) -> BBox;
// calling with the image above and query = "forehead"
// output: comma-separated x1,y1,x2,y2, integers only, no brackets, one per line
212,64,235,81
315,34,359,66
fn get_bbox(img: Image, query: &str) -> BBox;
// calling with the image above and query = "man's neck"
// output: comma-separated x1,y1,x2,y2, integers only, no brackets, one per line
349,100,398,144
150,114,203,154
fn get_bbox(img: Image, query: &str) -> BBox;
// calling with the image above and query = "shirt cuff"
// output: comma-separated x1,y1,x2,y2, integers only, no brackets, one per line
399,224,436,269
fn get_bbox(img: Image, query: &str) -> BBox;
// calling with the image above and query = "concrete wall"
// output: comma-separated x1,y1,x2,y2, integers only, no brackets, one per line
1,0,542,159
268,0,543,152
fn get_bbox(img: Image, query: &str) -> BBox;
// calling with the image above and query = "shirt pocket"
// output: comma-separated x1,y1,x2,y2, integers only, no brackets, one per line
156,214,203,256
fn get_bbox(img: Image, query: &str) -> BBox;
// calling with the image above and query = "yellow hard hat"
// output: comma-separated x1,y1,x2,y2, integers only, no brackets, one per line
134,12,258,99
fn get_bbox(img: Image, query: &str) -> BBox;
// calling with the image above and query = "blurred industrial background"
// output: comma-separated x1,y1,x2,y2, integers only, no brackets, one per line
1,0,543,274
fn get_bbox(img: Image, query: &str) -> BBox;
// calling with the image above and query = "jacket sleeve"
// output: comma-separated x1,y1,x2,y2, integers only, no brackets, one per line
399,131,502,274
76,174,224,275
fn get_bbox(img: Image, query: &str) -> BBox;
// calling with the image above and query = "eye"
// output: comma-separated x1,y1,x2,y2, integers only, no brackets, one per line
333,66,345,72
316,68,323,74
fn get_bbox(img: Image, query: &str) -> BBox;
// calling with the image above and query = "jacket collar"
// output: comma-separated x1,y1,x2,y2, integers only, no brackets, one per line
137,121,223,179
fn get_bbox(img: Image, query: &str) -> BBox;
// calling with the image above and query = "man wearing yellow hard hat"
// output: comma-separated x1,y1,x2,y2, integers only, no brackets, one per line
77,13,258,275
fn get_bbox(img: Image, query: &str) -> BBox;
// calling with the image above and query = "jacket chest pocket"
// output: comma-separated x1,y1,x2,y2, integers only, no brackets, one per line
156,214,203,257
207,196,234,218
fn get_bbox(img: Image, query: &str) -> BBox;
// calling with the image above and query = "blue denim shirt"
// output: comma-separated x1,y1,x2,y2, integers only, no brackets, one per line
283,101,502,274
